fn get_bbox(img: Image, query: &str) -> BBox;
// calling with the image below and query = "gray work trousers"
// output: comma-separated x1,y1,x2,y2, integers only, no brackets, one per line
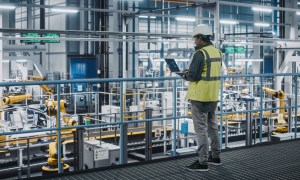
191,101,221,165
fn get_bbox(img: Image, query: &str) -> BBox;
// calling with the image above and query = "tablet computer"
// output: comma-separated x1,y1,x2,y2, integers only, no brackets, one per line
165,59,181,72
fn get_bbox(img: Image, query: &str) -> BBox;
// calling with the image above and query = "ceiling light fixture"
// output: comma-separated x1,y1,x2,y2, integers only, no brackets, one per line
254,22,270,27
51,8,79,13
252,7,272,13
153,59,165,62
174,59,190,62
175,16,196,22
138,15,156,19
220,20,239,25
0,5,16,10
16,59,28,63
2,60,10,63
235,59,263,62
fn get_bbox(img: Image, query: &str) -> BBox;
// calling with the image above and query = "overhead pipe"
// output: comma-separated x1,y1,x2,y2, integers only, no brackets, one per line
132,2,136,78
40,0,45,70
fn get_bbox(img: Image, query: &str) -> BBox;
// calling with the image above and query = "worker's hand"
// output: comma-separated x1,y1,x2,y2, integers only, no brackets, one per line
182,69,189,74
176,69,189,78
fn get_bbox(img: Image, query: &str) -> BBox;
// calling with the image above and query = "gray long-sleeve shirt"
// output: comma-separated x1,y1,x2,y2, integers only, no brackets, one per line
184,45,205,82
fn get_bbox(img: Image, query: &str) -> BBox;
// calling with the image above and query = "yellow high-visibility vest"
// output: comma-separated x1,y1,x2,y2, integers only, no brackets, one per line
186,45,222,102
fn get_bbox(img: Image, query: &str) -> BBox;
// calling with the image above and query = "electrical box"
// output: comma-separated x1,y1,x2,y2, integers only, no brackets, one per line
83,140,120,169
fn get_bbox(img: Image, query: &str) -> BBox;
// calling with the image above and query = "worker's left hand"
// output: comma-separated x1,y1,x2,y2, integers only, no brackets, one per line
182,69,189,74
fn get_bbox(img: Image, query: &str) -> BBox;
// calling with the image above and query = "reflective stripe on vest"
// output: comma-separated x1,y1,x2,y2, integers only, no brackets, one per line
198,47,222,81
186,45,222,102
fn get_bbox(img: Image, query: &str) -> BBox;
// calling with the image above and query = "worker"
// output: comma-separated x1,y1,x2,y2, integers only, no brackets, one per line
180,24,222,171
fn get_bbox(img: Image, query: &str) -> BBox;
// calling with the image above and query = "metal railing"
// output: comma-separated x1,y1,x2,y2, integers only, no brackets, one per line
0,73,299,177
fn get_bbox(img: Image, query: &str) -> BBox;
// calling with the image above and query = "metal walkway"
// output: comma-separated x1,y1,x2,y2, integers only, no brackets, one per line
41,140,300,180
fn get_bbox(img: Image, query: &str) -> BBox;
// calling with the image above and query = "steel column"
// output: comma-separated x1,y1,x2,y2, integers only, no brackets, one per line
214,1,220,48
245,101,253,146
145,108,153,161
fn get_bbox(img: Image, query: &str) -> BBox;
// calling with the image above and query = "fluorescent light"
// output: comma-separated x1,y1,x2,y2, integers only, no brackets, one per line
235,44,245,47
298,2,300,5
0,5,16,10
234,41,247,44
51,8,79,13
175,16,196,22
252,7,272,13
174,59,190,62
254,22,270,27
236,59,263,62
220,20,239,25
153,59,165,62
115,0,143,1
297,12,300,15
16,59,27,63
138,15,156,19
2,60,10,63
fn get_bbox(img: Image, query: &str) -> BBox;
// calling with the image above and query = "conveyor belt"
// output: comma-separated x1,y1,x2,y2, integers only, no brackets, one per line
41,140,300,180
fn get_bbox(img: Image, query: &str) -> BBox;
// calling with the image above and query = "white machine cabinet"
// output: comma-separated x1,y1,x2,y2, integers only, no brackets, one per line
83,140,120,169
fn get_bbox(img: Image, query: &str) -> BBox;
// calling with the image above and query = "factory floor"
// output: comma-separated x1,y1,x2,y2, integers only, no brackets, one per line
31,139,300,180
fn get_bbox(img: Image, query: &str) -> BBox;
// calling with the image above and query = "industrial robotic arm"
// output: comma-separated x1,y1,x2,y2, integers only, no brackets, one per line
262,87,285,114
262,87,287,133
42,99,72,174
28,76,55,95
1,94,32,105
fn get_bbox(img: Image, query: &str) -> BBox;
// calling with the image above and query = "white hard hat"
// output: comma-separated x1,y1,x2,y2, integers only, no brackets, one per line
192,24,213,37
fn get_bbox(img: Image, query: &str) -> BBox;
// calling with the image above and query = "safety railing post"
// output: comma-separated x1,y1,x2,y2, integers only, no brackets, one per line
259,76,263,143
172,79,177,156
288,97,292,133
220,78,224,150
57,84,62,174
119,82,124,164
27,138,30,177
145,108,153,161
245,100,254,146
74,115,84,171
294,75,298,139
